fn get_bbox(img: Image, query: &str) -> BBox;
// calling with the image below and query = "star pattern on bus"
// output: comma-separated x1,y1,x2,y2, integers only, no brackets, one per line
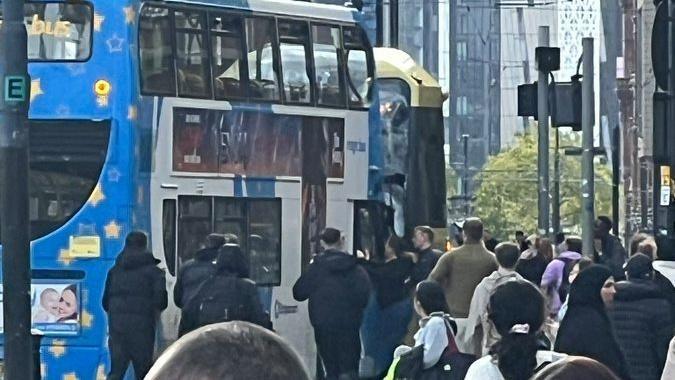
93,13,105,32
88,184,106,207
106,34,124,53
49,340,67,358
58,249,73,266
104,220,122,239
81,310,93,328
128,105,138,120
107,167,121,183
30,79,43,102
62,372,79,380
123,6,136,24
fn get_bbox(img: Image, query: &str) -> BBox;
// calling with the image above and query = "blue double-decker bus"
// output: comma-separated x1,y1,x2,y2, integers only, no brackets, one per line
0,1,446,378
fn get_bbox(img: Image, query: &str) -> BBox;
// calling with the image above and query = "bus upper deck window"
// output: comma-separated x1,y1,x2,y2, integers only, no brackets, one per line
278,20,311,104
175,11,211,98
245,17,280,101
211,14,245,99
343,26,373,108
140,6,176,95
15,2,93,61
312,24,344,107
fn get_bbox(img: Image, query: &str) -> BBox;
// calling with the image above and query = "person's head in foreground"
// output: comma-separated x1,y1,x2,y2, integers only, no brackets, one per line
531,356,620,380
145,321,310,380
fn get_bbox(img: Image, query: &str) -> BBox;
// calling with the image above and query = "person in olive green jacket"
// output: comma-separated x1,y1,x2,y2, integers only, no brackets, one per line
429,217,498,318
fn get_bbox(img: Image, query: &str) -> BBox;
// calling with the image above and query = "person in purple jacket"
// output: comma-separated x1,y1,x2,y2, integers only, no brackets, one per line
541,236,582,316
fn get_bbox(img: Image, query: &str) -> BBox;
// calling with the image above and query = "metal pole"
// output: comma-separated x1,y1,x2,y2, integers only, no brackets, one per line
390,0,399,48
612,125,620,236
552,128,561,236
537,26,551,236
462,134,469,216
581,37,596,258
0,0,33,379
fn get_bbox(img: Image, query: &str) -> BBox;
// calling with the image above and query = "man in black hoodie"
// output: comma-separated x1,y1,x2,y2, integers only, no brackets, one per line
103,231,167,380
174,233,225,334
293,228,371,380
609,254,674,380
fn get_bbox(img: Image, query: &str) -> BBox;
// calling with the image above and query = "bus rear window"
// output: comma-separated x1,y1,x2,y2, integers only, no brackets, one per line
0,2,93,61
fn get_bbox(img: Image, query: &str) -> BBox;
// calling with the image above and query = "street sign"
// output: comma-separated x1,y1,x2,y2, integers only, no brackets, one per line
4,76,27,102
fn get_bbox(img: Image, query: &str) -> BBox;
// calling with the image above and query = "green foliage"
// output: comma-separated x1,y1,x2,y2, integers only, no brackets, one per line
474,132,612,239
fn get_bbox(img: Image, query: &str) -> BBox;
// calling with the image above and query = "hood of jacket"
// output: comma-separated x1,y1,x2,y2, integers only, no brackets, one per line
557,251,582,261
117,248,160,270
483,268,523,288
614,279,664,302
316,249,357,272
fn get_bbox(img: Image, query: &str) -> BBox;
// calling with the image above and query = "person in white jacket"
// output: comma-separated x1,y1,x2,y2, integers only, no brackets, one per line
459,242,523,356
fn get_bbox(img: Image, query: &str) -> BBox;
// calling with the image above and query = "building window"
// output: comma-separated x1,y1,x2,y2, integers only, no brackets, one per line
456,96,468,116
457,41,467,61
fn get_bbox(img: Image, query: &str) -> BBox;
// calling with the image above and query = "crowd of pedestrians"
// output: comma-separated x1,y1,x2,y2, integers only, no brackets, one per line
101,214,675,380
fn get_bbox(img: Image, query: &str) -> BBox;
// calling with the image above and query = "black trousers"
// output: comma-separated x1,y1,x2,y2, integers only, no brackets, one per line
108,330,155,380
314,327,361,380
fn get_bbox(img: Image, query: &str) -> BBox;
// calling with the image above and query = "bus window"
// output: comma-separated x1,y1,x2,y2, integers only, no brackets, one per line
248,200,281,286
343,26,373,108
211,13,246,99
175,10,211,98
278,20,312,104
177,196,212,266
16,2,93,61
312,24,345,107
162,199,177,276
379,78,411,176
139,6,175,95
245,17,280,101
24,120,110,240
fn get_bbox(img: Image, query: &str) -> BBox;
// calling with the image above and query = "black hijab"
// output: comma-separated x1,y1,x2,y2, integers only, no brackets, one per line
567,264,612,311
556,265,629,379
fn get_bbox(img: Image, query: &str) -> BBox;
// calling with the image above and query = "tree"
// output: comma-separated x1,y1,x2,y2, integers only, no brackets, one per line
474,132,612,239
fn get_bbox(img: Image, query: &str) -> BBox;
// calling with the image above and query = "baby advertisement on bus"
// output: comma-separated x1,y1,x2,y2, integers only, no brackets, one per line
31,283,80,334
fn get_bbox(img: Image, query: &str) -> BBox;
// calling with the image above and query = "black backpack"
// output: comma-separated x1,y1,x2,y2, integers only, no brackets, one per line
556,257,578,302
188,275,252,329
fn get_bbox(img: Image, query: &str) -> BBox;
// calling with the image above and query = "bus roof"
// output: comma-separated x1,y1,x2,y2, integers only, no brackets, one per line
161,0,359,23
374,47,445,108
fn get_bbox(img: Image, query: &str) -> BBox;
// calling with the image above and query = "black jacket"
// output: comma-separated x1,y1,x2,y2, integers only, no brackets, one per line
515,252,548,286
360,256,414,308
180,271,270,335
103,248,167,334
609,280,673,380
596,234,628,280
410,247,441,287
293,250,371,330
173,247,219,308
655,270,675,318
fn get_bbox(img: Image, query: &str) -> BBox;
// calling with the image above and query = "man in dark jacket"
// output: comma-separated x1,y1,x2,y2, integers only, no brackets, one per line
594,216,628,280
174,234,224,308
103,231,167,380
409,225,442,287
293,228,371,380
609,254,674,380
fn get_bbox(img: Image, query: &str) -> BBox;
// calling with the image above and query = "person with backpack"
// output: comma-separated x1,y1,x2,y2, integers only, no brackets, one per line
293,228,371,380
388,280,475,380
465,280,566,380
460,242,524,356
103,231,167,380
181,244,270,335
540,236,582,317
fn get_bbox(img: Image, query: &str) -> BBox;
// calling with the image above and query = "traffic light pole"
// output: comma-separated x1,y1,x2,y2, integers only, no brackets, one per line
0,0,33,379
537,26,551,236
581,37,595,258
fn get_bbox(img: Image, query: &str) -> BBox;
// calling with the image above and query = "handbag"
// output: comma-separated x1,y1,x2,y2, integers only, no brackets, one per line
394,316,476,380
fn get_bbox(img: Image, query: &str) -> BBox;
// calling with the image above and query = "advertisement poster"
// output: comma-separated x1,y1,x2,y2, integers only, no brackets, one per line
0,282,80,336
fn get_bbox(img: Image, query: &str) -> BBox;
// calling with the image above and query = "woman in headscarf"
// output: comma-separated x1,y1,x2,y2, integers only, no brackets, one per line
554,265,630,379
